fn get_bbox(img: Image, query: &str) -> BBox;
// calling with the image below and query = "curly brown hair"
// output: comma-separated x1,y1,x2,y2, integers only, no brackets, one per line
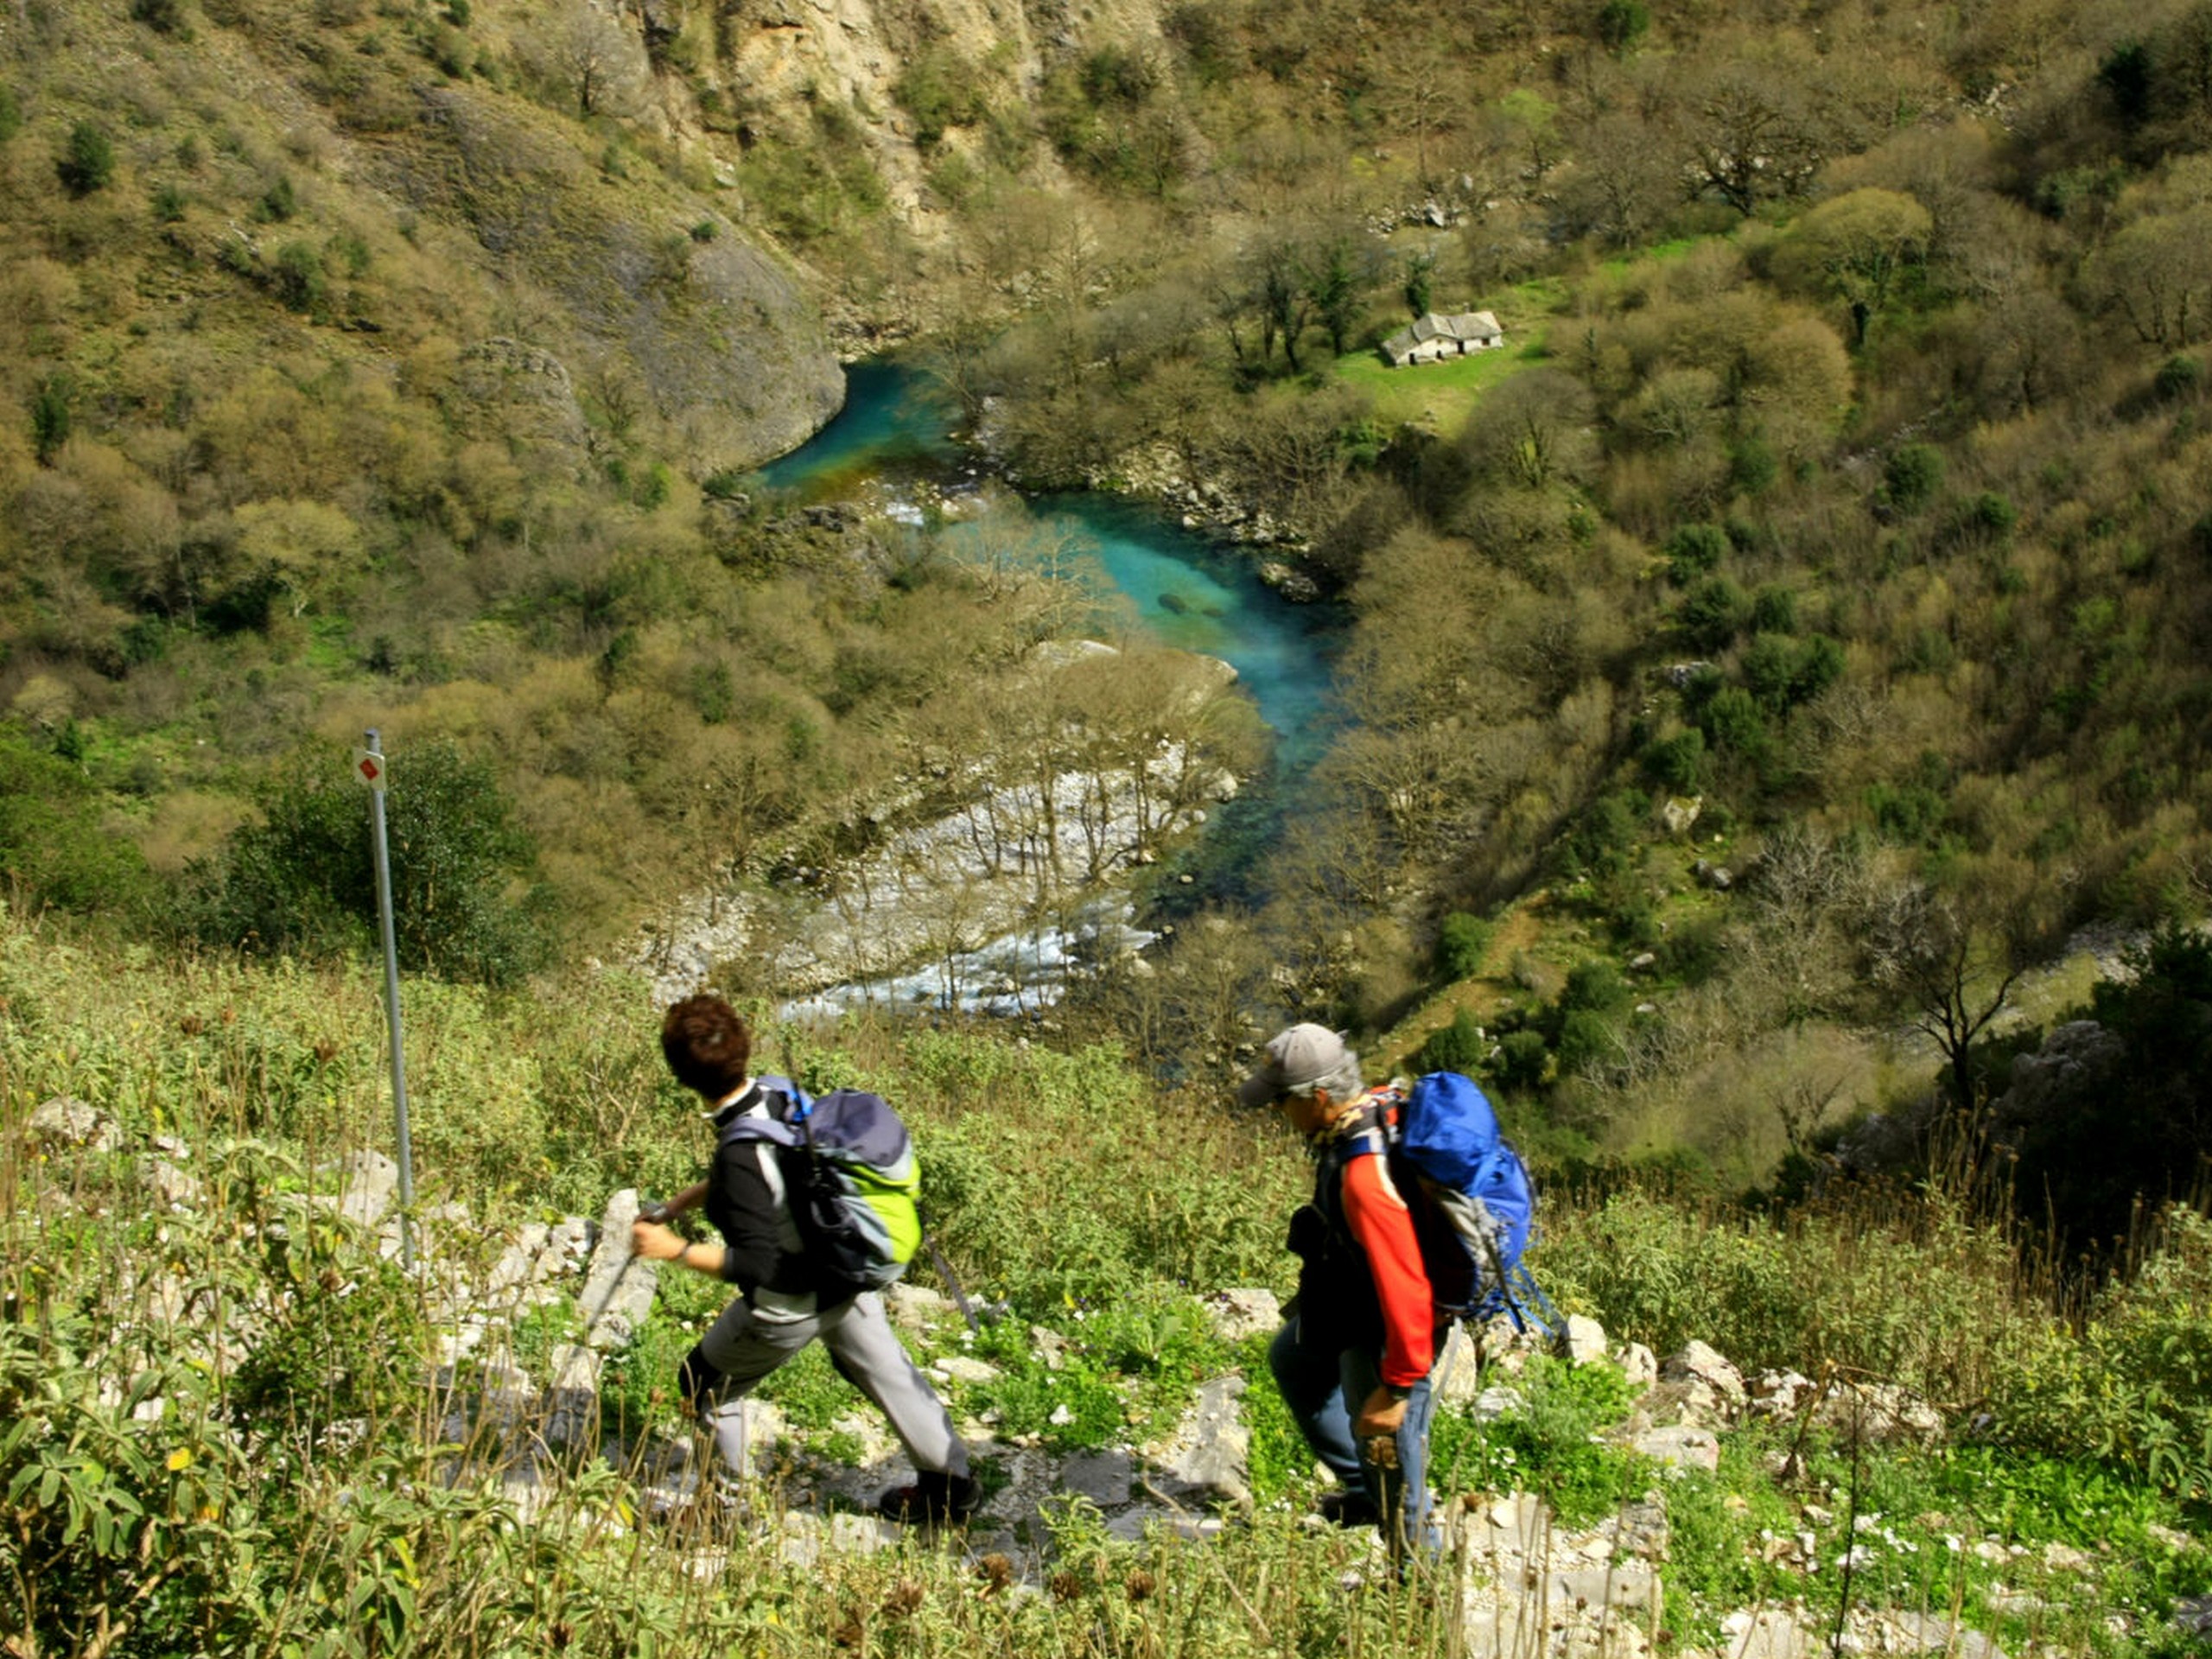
660,995,753,1100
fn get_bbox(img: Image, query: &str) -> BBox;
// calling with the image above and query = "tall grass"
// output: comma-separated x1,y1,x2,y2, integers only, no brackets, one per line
6,905,2212,1655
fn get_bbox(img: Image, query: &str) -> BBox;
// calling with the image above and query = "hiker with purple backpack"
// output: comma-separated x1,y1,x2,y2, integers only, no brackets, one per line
631,994,979,1525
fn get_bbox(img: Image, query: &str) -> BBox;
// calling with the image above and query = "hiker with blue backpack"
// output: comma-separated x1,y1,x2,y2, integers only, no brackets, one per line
630,994,979,1525
1241,1022,1558,1567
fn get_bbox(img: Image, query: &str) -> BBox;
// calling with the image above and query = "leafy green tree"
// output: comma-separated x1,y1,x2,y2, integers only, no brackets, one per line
1402,250,1435,320
184,739,556,986
1300,233,1366,358
2010,925,2212,1251
29,373,73,466
1663,524,1729,584
1770,188,1931,346
1418,1006,1489,1073
1884,444,1944,512
130,0,188,32
1676,576,1746,650
1494,1028,1550,1092
56,121,115,196
1595,0,1649,54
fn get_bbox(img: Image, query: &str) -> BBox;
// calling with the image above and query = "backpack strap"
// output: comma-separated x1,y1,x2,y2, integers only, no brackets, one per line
716,1078,812,1153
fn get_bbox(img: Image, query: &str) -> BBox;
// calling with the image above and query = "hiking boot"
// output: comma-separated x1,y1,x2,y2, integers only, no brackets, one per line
1318,1489,1381,1529
876,1469,981,1526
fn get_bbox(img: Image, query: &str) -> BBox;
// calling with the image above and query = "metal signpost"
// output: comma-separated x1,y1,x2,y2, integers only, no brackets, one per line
353,731,418,1268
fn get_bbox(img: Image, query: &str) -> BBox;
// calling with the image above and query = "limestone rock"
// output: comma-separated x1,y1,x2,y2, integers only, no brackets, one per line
1202,1287,1281,1344
139,1156,202,1209
391,87,842,476
580,1189,659,1350
1062,1450,1134,1507
1563,1314,1609,1365
1633,1424,1720,1473
29,1096,120,1153
1660,1341,1746,1419
1619,1343,1658,1388
1151,1374,1250,1510
327,1150,400,1227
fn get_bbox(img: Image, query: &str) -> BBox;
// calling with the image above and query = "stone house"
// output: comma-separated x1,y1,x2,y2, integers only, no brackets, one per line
1381,309,1504,366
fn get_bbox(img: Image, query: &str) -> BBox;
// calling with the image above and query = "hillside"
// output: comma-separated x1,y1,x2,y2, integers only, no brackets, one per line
5,0,2212,1338
7,912,2212,1656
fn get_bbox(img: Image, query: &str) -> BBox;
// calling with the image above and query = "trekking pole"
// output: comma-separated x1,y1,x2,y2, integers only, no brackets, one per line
920,1217,982,1332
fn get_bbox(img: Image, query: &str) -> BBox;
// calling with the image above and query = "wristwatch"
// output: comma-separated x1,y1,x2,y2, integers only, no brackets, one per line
1382,1382,1412,1402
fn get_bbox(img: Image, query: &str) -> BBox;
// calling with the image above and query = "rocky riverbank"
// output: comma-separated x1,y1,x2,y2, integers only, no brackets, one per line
632,641,1242,1010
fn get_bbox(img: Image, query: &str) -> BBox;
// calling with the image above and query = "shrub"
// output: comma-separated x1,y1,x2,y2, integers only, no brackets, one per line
1568,789,1648,878
1493,1028,1550,1092
1995,1206,2212,1498
56,121,115,196
0,85,20,143
1662,523,1729,584
1418,1007,1489,1074
1593,0,1649,54
130,0,188,30
181,736,557,986
0,728,156,918
271,241,325,312
1728,433,1777,494
257,174,298,222
1698,685,1772,764
1560,960,1632,1014
1436,911,1491,979
1748,584,1797,634
1642,728,1708,793
1884,443,1943,512
2154,354,2202,403
1677,576,1746,650
893,46,988,147
29,372,73,464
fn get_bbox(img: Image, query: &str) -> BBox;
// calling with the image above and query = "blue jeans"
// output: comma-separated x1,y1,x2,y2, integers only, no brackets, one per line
1268,1312,1439,1560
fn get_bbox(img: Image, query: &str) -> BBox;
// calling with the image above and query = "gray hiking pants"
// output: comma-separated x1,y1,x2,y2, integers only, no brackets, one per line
690,1290,969,1482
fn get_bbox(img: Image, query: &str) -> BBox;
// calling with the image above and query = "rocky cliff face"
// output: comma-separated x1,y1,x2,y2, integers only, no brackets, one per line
654,0,1172,228
386,82,844,472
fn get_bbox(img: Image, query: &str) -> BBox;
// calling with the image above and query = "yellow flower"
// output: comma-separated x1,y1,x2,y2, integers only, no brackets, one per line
167,1448,194,1471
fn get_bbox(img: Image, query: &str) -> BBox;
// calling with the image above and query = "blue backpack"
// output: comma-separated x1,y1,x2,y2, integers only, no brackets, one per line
721,1077,924,1292
1393,1071,1560,1338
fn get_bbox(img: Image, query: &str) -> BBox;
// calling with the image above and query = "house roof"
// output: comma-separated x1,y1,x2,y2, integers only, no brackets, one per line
1422,309,1502,341
1382,310,1504,358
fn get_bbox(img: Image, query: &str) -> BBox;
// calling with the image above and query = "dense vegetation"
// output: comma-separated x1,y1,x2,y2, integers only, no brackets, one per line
9,0,2210,1200
6,908,2212,1656
8,5,2212,1642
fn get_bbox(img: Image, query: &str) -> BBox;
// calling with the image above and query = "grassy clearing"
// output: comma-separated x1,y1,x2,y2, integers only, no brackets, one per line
1332,333,1549,432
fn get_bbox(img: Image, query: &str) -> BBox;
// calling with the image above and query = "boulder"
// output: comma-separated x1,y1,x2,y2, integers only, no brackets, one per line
1660,1340,1746,1419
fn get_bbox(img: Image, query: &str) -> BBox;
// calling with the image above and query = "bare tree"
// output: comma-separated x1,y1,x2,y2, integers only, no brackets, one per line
1864,885,2026,1111
527,0,650,118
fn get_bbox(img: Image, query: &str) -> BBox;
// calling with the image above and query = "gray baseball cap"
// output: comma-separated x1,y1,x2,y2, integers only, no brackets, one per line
1236,1023,1351,1107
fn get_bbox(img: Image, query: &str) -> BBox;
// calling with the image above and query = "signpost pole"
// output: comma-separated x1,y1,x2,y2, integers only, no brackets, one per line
359,730,417,1268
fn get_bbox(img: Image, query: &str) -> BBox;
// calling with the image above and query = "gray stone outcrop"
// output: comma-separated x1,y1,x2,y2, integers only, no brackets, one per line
579,1190,659,1350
